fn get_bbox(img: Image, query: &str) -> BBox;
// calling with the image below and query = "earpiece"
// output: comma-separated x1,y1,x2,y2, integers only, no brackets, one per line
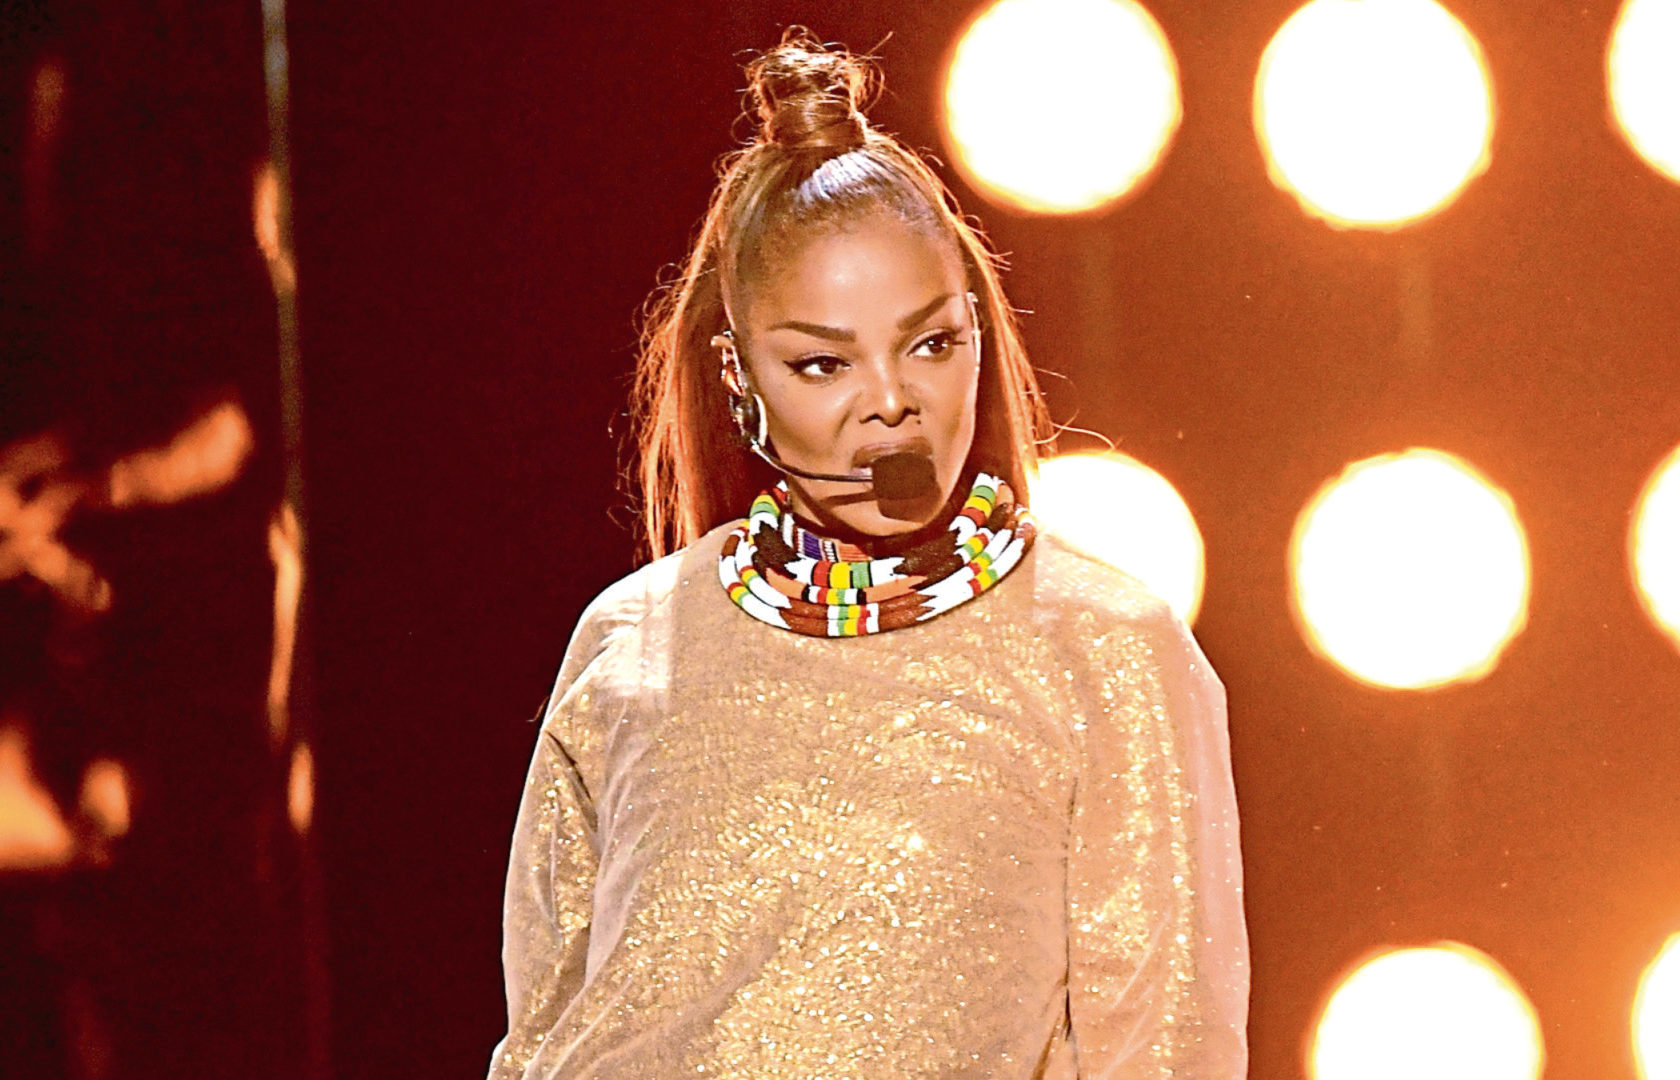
714,330,768,451
732,392,768,452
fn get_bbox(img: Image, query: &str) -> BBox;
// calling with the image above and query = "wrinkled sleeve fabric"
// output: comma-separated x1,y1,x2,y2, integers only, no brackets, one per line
1061,595,1249,1080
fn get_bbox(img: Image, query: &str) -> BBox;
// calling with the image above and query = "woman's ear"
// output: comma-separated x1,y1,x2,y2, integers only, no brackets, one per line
713,330,747,396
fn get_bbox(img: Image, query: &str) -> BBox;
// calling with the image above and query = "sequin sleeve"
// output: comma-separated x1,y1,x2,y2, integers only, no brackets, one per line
489,557,677,1079
489,720,597,1078
1060,583,1249,1079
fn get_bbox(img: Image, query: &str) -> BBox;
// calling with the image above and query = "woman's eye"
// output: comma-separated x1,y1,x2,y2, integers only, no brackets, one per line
913,331,966,358
789,355,847,379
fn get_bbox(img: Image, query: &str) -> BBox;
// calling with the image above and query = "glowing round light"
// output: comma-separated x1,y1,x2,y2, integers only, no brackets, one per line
1632,444,1680,652
1255,0,1494,228
943,0,1181,214
1636,934,1680,1080
1290,448,1529,689
1311,944,1544,1080
1033,451,1205,622
1609,0,1680,184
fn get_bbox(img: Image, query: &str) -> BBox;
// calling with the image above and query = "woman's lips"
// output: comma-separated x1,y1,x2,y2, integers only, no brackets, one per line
851,436,934,471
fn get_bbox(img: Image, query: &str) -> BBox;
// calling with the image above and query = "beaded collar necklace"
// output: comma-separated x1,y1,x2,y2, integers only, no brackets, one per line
717,471,1036,637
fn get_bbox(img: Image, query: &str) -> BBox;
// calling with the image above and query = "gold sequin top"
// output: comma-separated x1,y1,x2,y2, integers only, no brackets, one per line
490,527,1248,1079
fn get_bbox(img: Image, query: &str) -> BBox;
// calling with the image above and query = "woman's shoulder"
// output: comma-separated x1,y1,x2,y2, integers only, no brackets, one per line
552,525,734,690
1027,528,1178,630
1024,530,1224,702
574,552,681,631
568,531,719,648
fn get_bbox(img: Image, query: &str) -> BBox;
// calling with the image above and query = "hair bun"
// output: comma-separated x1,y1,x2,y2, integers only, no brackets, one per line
745,28,874,153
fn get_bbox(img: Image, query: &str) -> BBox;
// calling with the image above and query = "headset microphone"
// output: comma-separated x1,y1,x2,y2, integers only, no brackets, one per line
867,451,938,500
739,418,938,501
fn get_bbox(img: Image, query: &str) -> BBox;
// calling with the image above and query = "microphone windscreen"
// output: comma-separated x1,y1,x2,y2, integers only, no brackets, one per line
870,451,939,501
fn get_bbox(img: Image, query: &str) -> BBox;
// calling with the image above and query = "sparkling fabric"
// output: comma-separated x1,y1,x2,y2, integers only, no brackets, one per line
490,525,1248,1080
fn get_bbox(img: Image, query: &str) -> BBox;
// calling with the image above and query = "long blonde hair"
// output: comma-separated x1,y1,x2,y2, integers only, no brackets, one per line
631,29,1053,560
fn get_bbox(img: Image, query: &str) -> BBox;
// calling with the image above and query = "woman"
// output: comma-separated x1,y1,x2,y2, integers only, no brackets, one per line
491,31,1248,1080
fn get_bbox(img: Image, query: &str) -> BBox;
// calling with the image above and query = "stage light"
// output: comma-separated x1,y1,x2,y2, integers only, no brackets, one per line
942,0,1181,214
1311,944,1543,1080
27,57,65,143
79,759,131,837
1032,451,1205,623
1636,934,1680,1080
1609,0,1680,184
1290,449,1528,689
0,725,73,869
1255,0,1494,228
106,400,254,509
253,160,296,294
1632,443,1680,652
1,433,112,613
268,504,302,745
289,742,314,833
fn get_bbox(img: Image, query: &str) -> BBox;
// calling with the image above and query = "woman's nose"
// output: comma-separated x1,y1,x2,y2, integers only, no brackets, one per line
860,359,914,425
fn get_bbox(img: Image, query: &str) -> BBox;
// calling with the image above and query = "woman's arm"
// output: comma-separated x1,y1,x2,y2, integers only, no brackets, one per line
485,554,675,1078
488,721,599,1079
1063,599,1249,1080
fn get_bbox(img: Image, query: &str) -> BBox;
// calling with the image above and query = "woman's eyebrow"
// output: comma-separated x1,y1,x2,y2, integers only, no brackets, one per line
766,294,957,342
767,319,855,342
897,293,956,330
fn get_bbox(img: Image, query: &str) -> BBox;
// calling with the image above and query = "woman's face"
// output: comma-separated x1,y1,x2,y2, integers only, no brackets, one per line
738,215,980,541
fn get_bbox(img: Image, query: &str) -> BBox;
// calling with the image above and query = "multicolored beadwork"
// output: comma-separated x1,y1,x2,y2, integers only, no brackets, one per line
717,472,1036,637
